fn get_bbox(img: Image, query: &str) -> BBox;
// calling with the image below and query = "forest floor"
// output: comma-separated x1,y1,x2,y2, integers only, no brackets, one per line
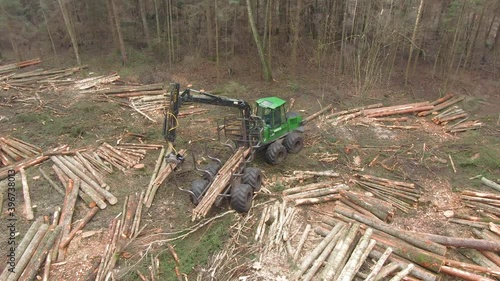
0,55,499,280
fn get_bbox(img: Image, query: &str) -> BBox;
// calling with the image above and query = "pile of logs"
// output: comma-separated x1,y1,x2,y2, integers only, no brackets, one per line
0,58,42,76
339,190,396,222
0,144,68,180
445,120,483,133
1,66,84,90
192,147,251,221
353,174,422,213
0,137,42,167
0,217,62,281
72,73,120,90
50,154,117,209
96,142,147,172
283,181,348,206
94,193,145,281
363,101,434,118
431,105,468,125
461,190,500,218
143,148,186,208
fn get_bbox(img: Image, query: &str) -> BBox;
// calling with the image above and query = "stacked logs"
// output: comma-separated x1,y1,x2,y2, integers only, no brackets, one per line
325,103,383,124
282,181,348,206
1,66,85,90
80,83,165,98
0,144,68,180
0,137,42,168
192,147,251,221
339,190,396,222
73,73,120,90
95,193,145,281
0,58,42,75
363,101,434,118
353,174,422,213
461,190,500,218
0,217,62,281
50,155,117,209
96,142,147,172
445,120,483,133
432,105,468,125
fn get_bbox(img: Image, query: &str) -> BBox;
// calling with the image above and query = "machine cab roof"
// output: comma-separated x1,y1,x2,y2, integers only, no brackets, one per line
255,97,286,110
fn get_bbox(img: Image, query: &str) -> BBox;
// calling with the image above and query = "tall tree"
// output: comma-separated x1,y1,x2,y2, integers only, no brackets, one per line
139,0,151,48
405,0,425,85
290,0,303,70
246,0,272,81
57,0,81,66
109,0,127,64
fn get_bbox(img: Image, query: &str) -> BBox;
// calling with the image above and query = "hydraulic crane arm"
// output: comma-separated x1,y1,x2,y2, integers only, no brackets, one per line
163,83,252,143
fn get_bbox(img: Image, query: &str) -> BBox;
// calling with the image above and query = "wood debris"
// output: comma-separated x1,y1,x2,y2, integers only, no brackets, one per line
461,190,500,217
0,137,42,168
0,58,42,75
96,142,147,172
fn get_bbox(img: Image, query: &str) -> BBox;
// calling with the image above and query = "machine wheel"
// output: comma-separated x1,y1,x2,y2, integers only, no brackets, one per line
283,132,304,154
231,184,253,213
242,167,262,192
201,163,221,181
190,179,208,205
265,142,288,165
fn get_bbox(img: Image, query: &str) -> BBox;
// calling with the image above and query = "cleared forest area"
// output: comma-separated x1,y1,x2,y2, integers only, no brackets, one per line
0,0,500,280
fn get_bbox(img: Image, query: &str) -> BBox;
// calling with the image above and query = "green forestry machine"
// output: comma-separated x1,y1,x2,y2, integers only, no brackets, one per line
163,83,304,213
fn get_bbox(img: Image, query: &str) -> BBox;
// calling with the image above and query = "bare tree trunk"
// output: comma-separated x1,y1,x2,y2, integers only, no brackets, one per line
246,0,273,81
139,0,151,48
405,0,425,85
464,2,485,68
339,0,348,74
110,0,127,65
291,0,303,70
57,0,81,66
153,0,161,41
40,0,57,57
205,0,214,58
105,0,118,49
267,0,272,75
444,0,466,92
215,0,219,80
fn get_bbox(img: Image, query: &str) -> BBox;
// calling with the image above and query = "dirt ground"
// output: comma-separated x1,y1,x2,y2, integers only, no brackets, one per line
0,57,499,280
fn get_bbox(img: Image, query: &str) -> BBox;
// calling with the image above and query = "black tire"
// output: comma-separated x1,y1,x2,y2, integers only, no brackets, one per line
283,132,304,154
265,142,288,165
190,179,208,205
242,167,262,192
231,183,253,213
201,163,221,181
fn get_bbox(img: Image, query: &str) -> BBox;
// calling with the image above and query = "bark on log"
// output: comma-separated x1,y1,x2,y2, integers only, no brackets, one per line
374,262,400,281
18,226,62,281
460,249,500,271
122,193,138,238
419,232,500,252
389,264,415,281
340,190,395,222
80,83,164,95
439,266,495,281
75,152,107,188
144,146,166,204
19,168,34,221
325,103,383,119
283,180,337,195
335,207,447,256
51,157,107,209
294,194,341,206
294,223,345,278
445,259,500,277
285,184,348,201
430,93,454,106
481,177,500,192
371,233,445,273
369,249,438,281
418,96,465,116
337,228,374,281
6,224,49,281
322,223,360,280
365,247,393,281
39,167,65,196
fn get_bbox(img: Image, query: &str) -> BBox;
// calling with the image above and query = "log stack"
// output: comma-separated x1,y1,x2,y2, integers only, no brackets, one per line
192,147,251,221
95,142,147,172
80,83,166,98
1,66,85,90
0,58,42,75
0,137,42,168
461,190,500,218
283,181,348,206
0,217,62,281
353,173,422,213
72,73,120,90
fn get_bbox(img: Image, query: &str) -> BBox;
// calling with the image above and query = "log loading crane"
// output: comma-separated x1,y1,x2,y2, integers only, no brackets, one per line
163,83,304,213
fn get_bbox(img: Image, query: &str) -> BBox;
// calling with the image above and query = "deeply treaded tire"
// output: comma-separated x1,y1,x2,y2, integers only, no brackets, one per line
190,179,208,205
242,167,262,192
201,163,221,181
231,183,253,213
265,142,288,165
283,132,304,154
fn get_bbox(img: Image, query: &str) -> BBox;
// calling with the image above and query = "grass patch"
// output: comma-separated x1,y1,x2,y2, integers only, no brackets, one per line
158,214,233,280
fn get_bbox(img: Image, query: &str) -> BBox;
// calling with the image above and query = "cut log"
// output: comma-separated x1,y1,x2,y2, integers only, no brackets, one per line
285,184,348,201
337,228,374,281
51,157,107,209
283,180,337,195
340,190,395,222
122,193,138,238
335,207,447,256
294,194,341,206
322,223,360,280
38,167,65,196
419,232,500,252
18,226,62,281
59,207,99,249
144,146,166,204
294,223,345,278
325,103,384,119
302,104,333,124
365,247,393,281
6,224,49,281
293,170,339,177
439,266,495,281
80,83,165,95
369,248,437,281
418,96,465,116
75,152,107,188
374,262,400,281
430,93,454,106
481,177,500,192
389,264,415,281
445,259,500,277
19,168,34,221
